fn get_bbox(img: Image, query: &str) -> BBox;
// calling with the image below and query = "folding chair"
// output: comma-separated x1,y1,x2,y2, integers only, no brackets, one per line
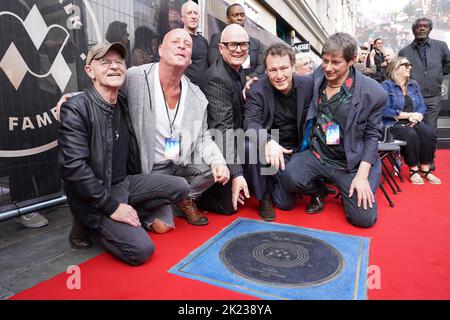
378,142,402,207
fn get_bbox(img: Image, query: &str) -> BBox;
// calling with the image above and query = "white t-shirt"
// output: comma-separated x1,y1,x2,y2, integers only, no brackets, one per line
153,65,187,163
242,55,251,70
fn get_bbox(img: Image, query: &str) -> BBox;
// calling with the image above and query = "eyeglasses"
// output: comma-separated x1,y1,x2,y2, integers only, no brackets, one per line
221,42,249,51
94,58,126,68
399,62,412,69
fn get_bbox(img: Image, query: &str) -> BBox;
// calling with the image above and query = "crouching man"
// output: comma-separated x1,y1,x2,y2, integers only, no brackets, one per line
282,33,387,228
58,42,189,265
244,42,327,221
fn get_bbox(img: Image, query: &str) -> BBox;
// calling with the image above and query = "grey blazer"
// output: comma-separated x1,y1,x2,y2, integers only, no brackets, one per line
122,63,226,174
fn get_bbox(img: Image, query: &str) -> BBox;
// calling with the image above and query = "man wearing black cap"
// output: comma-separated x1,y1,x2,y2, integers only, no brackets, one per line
58,42,189,265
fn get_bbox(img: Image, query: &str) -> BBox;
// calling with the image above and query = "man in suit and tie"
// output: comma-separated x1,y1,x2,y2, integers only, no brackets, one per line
244,42,327,221
208,3,265,81
197,24,250,215
282,33,387,228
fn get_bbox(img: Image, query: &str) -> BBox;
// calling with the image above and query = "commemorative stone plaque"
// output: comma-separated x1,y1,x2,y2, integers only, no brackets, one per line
220,231,344,287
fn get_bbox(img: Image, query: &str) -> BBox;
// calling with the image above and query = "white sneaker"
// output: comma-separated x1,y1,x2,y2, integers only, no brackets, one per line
16,212,49,228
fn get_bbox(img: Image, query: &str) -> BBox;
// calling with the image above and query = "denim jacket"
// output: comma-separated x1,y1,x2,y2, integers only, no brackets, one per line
381,79,426,125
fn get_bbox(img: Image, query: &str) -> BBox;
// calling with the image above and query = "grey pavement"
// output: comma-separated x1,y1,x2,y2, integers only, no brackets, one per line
0,206,102,300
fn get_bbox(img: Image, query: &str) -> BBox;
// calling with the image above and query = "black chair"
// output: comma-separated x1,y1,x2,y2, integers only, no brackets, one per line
378,142,400,207
388,140,407,183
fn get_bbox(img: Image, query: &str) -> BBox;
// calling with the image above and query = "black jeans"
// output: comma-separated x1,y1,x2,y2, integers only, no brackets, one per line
391,122,437,167
423,95,442,130
87,174,189,266
281,150,381,228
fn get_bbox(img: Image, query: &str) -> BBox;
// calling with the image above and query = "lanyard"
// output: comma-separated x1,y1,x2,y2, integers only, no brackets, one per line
161,82,182,138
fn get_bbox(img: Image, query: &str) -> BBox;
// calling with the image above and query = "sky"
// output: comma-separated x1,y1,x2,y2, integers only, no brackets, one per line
358,0,411,15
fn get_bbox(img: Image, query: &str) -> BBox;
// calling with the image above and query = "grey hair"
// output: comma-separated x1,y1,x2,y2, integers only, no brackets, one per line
412,17,433,30
322,32,357,62
295,53,313,65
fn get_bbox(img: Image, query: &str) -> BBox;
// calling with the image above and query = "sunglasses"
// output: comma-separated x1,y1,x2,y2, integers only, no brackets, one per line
399,62,412,69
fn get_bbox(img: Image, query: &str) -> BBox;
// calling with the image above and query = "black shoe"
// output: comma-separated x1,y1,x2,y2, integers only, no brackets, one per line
69,217,93,250
259,194,275,221
325,185,336,195
306,189,327,214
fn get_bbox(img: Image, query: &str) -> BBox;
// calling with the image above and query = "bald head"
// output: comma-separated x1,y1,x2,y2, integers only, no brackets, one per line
220,24,248,43
219,24,249,71
162,28,192,45
159,28,193,70
181,1,200,34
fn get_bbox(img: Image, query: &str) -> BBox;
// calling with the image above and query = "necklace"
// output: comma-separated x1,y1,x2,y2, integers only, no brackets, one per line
327,83,342,89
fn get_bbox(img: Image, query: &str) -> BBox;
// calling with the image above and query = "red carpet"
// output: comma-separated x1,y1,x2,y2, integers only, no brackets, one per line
11,150,450,300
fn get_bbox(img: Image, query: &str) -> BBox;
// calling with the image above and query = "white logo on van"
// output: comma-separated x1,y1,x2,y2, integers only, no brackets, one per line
0,1,101,158
0,5,71,91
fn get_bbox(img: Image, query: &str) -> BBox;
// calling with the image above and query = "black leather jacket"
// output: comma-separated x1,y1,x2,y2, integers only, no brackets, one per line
58,85,141,228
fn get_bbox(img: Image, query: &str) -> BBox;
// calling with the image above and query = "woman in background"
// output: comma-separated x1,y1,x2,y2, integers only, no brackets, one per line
131,26,157,66
381,57,440,185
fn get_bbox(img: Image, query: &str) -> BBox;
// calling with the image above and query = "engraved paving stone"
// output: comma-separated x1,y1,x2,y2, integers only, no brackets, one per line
220,231,344,287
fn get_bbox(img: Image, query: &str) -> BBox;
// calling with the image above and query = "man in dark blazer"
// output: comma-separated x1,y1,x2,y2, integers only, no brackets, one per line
197,24,251,215
208,3,265,80
282,33,388,228
244,42,324,221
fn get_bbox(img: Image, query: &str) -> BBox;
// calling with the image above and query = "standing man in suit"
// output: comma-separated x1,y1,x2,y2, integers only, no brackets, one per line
282,33,387,228
181,1,209,86
198,24,250,215
208,3,265,81
399,17,450,132
244,42,326,221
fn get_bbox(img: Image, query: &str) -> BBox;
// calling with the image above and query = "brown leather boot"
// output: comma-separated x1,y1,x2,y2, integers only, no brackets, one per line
69,216,93,250
176,199,209,226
